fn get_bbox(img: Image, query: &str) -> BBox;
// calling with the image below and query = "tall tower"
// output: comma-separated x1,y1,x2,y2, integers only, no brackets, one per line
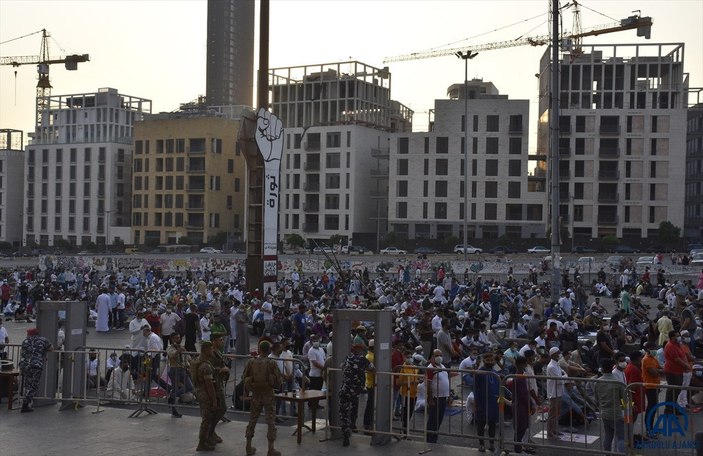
206,0,255,107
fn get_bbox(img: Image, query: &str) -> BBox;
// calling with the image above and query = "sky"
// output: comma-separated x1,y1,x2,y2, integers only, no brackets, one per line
1,0,701,150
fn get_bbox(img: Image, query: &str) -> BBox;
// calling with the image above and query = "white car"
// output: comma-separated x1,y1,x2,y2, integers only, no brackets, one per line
199,247,223,254
527,246,550,254
454,244,482,254
380,246,407,255
690,253,703,265
636,256,655,267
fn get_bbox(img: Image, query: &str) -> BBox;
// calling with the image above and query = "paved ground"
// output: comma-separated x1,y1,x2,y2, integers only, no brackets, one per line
0,403,484,456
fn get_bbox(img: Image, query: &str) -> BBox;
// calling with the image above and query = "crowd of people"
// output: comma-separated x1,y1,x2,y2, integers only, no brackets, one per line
1,260,703,452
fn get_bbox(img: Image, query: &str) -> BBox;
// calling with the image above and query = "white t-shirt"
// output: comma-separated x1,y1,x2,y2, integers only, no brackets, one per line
427,363,450,398
160,312,181,336
0,325,9,347
546,359,564,399
459,356,477,371
261,301,274,321
307,346,326,377
200,316,211,341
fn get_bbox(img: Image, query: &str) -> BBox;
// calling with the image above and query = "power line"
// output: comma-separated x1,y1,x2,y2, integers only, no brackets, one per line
0,29,43,46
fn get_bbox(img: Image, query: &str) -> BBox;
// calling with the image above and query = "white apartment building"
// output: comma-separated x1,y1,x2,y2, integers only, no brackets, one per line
685,101,703,239
537,43,688,242
388,80,546,240
0,129,25,245
24,88,151,247
270,62,412,247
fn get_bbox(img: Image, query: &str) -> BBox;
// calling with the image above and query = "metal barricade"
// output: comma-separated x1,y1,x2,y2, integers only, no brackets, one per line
500,373,628,455
625,381,703,456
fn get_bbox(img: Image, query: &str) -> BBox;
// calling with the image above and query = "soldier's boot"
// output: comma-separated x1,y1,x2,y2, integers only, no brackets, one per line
196,439,216,451
267,440,281,456
246,438,257,455
211,431,223,444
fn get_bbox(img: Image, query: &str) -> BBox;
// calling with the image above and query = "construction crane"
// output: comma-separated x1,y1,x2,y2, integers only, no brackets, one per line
384,3,652,63
0,29,89,130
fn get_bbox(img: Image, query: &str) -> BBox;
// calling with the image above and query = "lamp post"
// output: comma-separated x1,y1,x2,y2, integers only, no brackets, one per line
455,51,478,262
105,210,111,253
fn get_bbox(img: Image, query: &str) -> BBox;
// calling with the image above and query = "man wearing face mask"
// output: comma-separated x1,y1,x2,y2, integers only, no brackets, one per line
546,347,564,439
676,330,695,409
307,334,326,410
641,342,663,435
611,352,627,384
474,352,501,452
160,305,181,350
425,349,449,443
663,330,691,414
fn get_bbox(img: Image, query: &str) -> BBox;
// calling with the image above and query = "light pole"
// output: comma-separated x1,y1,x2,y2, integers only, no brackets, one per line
105,209,111,253
455,51,478,262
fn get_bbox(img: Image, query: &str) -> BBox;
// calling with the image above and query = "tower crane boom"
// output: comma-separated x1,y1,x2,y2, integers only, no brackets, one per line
384,14,652,63
0,29,90,132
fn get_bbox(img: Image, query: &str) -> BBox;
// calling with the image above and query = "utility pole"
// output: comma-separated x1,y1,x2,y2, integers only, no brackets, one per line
456,51,478,262
550,0,562,304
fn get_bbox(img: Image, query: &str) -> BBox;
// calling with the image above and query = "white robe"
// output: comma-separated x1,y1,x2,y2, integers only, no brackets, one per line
105,368,134,401
95,293,111,332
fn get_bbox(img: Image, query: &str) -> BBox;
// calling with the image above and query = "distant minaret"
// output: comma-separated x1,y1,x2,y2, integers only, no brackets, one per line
206,0,255,107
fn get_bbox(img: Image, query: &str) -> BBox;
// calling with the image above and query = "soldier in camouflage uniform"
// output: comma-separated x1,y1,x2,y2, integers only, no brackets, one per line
210,333,230,444
339,343,375,446
191,340,218,452
242,340,283,456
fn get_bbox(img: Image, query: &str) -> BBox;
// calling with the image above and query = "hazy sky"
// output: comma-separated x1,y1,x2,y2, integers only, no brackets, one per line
1,0,701,149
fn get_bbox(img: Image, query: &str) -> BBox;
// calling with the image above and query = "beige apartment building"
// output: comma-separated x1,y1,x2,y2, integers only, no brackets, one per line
132,112,246,246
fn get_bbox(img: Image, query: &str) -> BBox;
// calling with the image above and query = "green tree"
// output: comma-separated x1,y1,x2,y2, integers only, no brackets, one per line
444,235,460,247
284,233,305,249
329,234,345,247
208,231,228,248
657,221,681,247
600,235,619,251
177,236,192,245
54,237,72,251
384,231,399,247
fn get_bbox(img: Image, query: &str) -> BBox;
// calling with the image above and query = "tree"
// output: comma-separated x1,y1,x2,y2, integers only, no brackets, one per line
444,235,460,247
284,233,305,249
657,221,681,247
329,234,345,247
178,236,193,245
384,231,399,247
600,235,619,251
208,231,228,248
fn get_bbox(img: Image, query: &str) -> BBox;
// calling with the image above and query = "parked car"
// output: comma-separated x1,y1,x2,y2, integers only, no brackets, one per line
636,256,655,267
380,246,407,255
199,247,223,254
645,244,668,253
415,246,440,255
487,246,517,254
691,253,703,265
572,246,597,254
453,244,482,254
312,246,334,254
527,246,550,254
341,245,369,254
613,245,640,254
689,248,703,258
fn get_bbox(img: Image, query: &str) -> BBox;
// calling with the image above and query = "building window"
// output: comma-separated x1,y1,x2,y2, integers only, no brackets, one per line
326,132,341,148
397,180,408,197
435,202,447,219
436,137,448,154
397,202,407,219
435,159,448,175
508,182,521,198
399,137,409,154
484,203,497,220
486,115,499,132
485,181,498,198
397,159,408,175
508,160,521,176
509,137,521,155
324,215,339,230
435,181,448,197
486,160,498,176
486,137,499,154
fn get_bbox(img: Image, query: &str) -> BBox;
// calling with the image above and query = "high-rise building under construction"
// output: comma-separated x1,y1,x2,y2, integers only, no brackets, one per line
206,0,254,107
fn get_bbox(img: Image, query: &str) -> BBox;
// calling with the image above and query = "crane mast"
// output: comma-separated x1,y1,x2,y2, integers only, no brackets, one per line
0,28,90,133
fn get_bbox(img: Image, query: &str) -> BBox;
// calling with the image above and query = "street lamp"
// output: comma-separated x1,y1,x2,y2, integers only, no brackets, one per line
105,210,111,253
455,51,478,262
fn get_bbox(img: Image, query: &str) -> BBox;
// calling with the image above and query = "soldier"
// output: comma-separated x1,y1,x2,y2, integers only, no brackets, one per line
191,340,218,452
242,340,283,456
339,343,375,446
211,332,230,442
